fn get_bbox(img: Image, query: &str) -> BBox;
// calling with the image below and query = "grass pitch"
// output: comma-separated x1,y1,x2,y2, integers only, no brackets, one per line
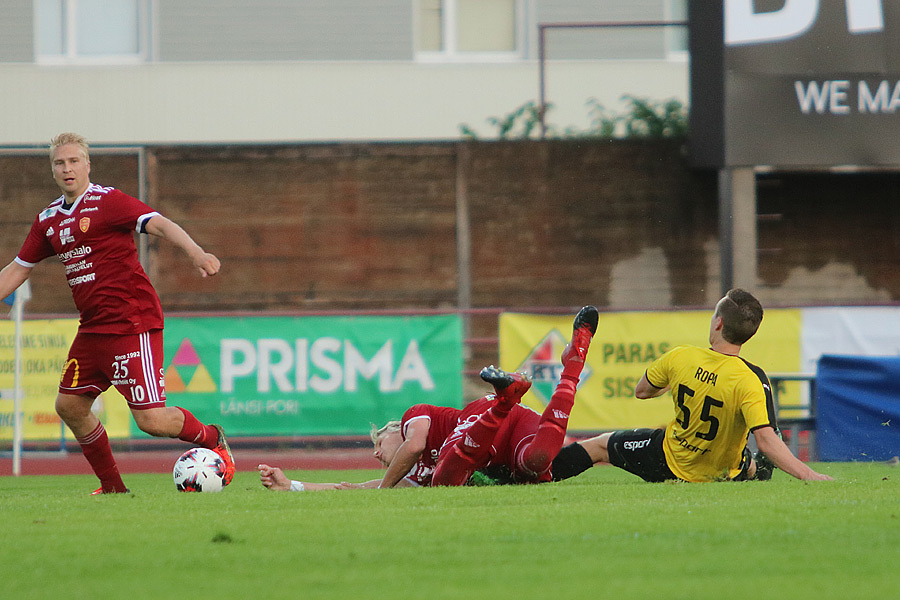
1,462,897,600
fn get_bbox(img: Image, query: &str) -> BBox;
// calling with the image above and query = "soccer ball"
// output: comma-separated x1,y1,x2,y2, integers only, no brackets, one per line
173,448,227,492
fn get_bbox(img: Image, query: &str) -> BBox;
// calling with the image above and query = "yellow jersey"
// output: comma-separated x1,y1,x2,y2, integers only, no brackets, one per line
644,345,776,482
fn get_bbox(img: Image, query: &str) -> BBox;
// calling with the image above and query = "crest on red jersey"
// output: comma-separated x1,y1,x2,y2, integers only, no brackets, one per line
79,217,90,232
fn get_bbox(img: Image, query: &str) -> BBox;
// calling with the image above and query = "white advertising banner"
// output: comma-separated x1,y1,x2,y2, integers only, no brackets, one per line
801,307,900,372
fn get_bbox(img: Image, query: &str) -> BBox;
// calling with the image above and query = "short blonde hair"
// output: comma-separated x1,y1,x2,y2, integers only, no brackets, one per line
50,132,90,162
370,420,401,444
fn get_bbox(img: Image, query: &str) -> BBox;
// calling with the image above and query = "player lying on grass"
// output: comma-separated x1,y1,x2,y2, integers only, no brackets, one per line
550,288,833,483
258,306,600,491
0,133,234,494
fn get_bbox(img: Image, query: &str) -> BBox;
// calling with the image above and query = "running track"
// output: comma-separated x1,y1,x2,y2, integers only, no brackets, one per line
1,446,381,476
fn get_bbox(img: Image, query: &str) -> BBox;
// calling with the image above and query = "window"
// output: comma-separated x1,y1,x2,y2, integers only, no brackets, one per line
416,0,522,61
666,0,688,58
35,0,150,63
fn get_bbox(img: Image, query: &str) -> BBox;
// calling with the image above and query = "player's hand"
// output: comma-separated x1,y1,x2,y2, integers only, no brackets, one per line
336,482,363,490
258,463,291,491
194,252,221,277
805,470,834,481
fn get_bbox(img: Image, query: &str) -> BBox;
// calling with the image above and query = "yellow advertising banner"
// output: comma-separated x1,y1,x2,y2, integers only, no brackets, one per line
0,319,131,441
499,308,802,431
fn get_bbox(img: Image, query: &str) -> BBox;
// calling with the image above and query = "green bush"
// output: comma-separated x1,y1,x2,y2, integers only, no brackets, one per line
461,95,688,140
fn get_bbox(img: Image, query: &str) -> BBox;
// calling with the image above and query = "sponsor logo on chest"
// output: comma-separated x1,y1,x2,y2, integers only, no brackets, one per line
58,227,75,245
58,245,92,262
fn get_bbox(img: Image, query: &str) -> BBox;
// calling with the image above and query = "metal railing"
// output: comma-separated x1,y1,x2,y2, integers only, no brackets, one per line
767,372,817,460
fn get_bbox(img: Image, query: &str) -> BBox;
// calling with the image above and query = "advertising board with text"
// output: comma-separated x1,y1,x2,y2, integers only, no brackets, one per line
690,1,900,167
499,309,801,431
0,319,130,441
155,315,463,437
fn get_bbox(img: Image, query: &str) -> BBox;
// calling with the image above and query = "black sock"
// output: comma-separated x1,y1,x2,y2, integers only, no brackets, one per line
551,442,595,481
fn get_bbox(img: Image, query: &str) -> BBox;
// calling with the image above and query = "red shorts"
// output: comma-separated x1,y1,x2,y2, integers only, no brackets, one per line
59,329,167,410
438,400,549,483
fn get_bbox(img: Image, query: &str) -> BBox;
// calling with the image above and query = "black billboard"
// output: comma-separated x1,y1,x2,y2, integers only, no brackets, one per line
690,0,900,168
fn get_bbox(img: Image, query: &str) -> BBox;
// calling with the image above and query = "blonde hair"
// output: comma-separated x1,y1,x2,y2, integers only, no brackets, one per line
50,132,90,162
370,420,402,444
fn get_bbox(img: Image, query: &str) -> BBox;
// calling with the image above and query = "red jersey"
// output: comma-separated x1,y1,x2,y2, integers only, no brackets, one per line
400,399,502,486
15,184,164,334
401,403,463,486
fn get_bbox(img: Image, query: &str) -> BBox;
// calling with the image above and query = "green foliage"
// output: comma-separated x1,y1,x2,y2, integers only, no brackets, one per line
619,95,689,138
585,97,619,137
1,463,898,600
461,96,688,140
460,101,550,140
485,101,545,140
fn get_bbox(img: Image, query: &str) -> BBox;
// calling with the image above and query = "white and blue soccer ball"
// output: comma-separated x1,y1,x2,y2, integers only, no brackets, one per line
173,447,227,493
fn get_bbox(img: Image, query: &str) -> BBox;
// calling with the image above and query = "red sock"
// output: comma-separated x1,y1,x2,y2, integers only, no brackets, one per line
77,422,127,493
561,357,586,381
432,405,509,486
176,407,218,449
521,375,577,476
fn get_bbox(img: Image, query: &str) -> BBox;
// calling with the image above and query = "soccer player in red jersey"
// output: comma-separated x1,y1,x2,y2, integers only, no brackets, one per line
258,306,599,491
0,132,234,493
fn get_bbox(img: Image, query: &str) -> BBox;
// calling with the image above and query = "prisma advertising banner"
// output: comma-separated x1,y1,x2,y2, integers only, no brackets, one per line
154,314,463,437
690,0,900,167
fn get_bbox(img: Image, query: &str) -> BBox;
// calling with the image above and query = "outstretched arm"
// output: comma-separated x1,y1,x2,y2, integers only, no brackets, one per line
0,261,31,303
258,464,385,492
144,215,220,277
753,426,833,481
378,419,429,489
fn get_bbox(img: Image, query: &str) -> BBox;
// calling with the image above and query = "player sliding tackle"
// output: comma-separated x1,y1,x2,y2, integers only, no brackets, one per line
258,306,600,491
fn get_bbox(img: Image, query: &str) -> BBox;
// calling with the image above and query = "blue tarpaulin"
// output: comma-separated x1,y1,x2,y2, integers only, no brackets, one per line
817,355,900,461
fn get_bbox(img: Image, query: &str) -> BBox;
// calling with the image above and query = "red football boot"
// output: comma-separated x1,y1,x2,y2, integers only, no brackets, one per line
211,424,235,486
90,487,130,495
561,305,599,368
480,365,533,409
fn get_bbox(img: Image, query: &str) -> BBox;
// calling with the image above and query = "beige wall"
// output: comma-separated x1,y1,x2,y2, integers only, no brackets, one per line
0,61,688,145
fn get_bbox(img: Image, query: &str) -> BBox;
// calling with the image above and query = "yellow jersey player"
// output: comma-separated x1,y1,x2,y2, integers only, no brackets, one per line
552,289,832,483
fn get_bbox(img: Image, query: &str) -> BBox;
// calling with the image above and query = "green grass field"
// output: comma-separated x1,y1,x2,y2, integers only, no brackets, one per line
1,462,897,600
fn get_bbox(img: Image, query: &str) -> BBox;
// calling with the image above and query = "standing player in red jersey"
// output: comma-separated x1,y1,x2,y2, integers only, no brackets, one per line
258,306,599,491
0,132,235,494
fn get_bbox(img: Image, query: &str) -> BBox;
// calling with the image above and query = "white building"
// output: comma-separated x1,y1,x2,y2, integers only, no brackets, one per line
0,1,688,145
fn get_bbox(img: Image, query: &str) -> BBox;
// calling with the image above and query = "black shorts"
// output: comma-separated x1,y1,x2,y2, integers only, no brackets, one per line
607,428,678,483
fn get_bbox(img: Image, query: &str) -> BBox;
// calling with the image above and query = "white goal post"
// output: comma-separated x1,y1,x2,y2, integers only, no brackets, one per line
7,280,31,476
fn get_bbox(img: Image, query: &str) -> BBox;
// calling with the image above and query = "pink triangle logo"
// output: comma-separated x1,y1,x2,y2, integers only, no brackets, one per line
172,338,201,366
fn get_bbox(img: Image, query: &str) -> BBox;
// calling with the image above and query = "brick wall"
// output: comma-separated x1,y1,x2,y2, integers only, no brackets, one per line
3,140,898,327
0,153,140,315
